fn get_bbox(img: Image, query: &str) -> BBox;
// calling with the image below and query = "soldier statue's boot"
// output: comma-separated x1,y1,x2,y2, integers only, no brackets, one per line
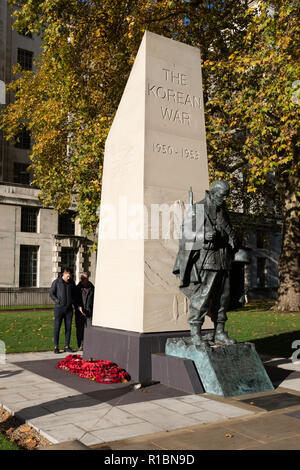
190,325,209,347
214,322,237,345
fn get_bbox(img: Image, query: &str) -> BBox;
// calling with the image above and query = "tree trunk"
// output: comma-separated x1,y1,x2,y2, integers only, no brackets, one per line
276,177,300,312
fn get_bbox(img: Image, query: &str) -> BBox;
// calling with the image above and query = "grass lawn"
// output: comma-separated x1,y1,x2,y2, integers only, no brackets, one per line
0,305,53,311
0,301,299,358
226,301,300,358
0,432,19,450
0,309,78,353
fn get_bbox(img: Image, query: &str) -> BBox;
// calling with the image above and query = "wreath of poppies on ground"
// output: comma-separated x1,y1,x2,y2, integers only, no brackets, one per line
56,355,130,384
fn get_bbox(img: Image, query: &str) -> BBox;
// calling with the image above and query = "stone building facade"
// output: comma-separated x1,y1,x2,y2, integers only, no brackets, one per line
0,2,96,307
245,224,281,300
0,183,97,306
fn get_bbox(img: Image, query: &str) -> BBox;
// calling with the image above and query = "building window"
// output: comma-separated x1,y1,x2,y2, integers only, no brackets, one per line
17,48,33,70
15,128,31,149
256,230,266,249
19,245,38,287
13,162,30,185
60,247,76,277
58,212,75,235
21,207,39,233
257,257,266,288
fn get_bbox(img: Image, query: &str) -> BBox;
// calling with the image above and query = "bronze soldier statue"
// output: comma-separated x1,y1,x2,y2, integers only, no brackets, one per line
173,181,238,346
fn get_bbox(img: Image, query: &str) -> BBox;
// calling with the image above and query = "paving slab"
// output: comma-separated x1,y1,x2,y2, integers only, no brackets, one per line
93,411,300,451
196,399,252,418
246,436,300,450
278,372,300,392
39,440,90,450
2,351,300,449
285,409,300,420
224,412,300,443
151,397,207,414
37,422,88,443
0,351,257,446
90,422,164,443
93,420,263,451
240,391,300,411
116,402,202,431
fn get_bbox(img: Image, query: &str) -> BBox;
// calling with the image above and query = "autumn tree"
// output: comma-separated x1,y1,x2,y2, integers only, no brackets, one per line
1,0,299,310
198,1,300,311
149,1,300,310
0,0,251,234
1,0,159,233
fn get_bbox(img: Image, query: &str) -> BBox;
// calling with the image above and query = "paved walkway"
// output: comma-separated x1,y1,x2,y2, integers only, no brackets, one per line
0,351,300,450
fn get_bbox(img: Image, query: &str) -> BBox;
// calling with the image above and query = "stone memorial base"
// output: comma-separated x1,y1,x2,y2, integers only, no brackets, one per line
151,353,204,394
165,337,274,397
82,326,192,385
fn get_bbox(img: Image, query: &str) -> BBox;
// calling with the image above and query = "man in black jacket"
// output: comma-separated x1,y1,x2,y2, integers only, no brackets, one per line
50,268,76,354
75,273,94,351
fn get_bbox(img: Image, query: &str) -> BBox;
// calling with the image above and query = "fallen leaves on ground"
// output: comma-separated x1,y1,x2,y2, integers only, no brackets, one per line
0,407,52,450
20,425,31,433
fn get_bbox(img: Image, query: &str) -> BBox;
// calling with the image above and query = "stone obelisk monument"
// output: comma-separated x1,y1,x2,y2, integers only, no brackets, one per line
83,31,211,381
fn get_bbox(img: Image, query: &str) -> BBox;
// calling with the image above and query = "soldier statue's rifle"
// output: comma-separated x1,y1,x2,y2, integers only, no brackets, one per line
188,187,212,283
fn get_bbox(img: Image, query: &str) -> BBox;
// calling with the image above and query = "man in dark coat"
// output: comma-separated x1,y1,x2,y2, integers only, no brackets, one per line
75,273,94,350
50,268,77,354
173,181,237,346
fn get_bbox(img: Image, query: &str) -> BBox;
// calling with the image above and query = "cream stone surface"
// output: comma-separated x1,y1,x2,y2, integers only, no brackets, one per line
93,31,211,332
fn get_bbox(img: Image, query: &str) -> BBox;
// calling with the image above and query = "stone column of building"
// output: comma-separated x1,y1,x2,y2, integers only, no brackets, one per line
52,239,62,280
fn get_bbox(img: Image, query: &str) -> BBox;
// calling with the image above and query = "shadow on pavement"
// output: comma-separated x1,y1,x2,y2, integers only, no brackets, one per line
14,386,135,422
0,369,23,378
11,358,189,422
250,330,300,359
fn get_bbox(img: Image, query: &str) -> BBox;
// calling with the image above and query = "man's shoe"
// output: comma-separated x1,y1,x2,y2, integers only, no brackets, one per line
54,347,60,354
64,346,74,353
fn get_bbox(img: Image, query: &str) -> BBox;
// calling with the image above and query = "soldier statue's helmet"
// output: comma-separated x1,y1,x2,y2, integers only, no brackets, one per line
233,247,252,264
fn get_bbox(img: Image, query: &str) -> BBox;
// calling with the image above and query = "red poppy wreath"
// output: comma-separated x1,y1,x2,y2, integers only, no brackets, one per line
56,355,130,384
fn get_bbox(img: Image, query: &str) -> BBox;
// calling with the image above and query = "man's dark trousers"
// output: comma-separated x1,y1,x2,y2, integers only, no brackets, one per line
75,311,92,348
54,307,73,348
